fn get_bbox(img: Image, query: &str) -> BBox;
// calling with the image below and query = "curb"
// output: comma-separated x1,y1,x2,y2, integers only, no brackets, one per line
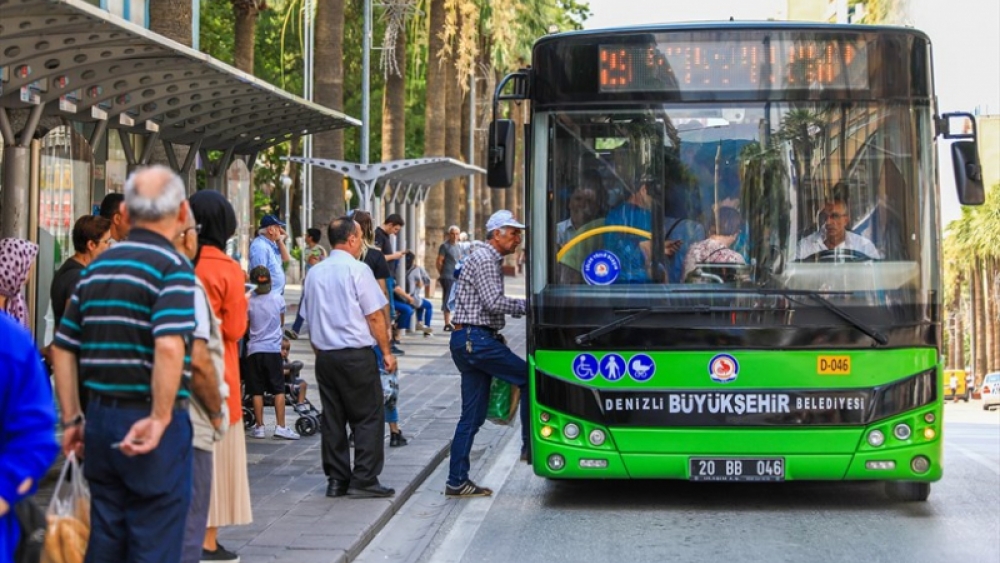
342,440,452,562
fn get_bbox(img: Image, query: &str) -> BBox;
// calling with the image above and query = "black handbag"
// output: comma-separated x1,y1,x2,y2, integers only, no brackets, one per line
13,496,46,563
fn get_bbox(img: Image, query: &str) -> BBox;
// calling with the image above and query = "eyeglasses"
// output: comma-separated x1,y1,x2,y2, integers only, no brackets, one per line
825,213,847,220
182,224,202,237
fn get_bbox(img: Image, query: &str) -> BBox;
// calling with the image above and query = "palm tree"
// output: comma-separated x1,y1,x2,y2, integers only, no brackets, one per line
313,0,347,225
149,0,193,47
232,0,267,73
422,0,448,271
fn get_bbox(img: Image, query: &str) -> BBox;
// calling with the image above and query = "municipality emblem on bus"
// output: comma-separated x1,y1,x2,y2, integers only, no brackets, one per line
709,353,739,384
582,250,620,285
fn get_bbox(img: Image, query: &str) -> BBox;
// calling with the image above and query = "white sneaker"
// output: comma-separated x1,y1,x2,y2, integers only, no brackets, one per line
416,322,425,331
251,426,266,439
273,425,301,440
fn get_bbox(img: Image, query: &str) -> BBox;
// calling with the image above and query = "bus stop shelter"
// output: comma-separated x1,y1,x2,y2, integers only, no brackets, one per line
285,156,486,282
1,0,359,338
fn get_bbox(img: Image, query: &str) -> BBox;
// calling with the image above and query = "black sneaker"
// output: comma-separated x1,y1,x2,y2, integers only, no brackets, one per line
445,480,493,498
201,543,240,562
389,431,408,447
391,344,406,355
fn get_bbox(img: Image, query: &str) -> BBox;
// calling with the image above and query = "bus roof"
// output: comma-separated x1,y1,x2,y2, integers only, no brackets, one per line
537,21,931,49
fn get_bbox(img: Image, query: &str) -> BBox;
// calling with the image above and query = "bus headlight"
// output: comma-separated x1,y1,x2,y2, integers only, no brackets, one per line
893,423,912,440
923,427,936,440
589,429,606,446
540,425,554,438
563,423,580,440
867,429,885,447
547,454,566,471
911,455,930,473
923,412,935,424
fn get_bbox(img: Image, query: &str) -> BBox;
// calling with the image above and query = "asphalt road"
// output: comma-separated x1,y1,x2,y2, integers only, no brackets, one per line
359,400,1000,563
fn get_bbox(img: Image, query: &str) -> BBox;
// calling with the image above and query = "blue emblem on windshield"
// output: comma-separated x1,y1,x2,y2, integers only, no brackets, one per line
582,250,620,285
627,354,655,382
572,353,599,381
600,354,626,381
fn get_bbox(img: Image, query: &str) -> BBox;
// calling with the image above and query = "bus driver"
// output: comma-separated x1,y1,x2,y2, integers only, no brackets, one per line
796,191,881,260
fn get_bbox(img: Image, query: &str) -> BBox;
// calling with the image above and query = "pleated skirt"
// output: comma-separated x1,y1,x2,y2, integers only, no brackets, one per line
206,422,253,527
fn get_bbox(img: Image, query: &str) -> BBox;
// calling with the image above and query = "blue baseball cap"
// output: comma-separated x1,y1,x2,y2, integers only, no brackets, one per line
260,214,286,229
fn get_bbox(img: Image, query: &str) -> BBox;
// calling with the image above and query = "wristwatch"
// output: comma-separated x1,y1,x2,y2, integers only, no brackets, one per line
61,413,85,429
209,411,225,420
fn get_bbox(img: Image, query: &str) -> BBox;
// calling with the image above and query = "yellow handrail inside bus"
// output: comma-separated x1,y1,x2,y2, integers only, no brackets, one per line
556,225,651,262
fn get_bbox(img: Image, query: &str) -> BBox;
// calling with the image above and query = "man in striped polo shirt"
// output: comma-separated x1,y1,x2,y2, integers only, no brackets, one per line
52,165,197,563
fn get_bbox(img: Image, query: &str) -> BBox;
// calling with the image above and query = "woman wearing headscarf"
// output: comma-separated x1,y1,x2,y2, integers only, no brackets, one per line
0,238,40,328
188,190,251,563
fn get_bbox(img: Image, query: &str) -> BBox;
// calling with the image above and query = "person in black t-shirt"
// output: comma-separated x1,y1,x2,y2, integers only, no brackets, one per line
47,215,112,407
51,215,112,328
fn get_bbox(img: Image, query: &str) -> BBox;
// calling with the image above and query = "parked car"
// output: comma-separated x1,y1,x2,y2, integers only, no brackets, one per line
981,372,1000,411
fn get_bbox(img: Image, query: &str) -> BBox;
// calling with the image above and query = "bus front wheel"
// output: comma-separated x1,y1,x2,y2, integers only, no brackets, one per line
885,481,931,502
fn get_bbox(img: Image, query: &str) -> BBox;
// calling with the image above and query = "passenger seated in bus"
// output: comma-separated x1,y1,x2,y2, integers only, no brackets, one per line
554,172,605,284
604,176,681,283
556,171,602,250
795,191,881,260
663,186,706,283
683,207,746,281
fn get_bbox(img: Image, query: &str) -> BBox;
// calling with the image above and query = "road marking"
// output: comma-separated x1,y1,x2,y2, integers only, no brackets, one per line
430,433,522,563
947,441,1000,476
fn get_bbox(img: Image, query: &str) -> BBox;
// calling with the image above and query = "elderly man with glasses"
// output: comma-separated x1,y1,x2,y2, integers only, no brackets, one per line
796,190,881,260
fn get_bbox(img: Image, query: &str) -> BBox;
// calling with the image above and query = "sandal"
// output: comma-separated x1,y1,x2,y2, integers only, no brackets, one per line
445,480,493,498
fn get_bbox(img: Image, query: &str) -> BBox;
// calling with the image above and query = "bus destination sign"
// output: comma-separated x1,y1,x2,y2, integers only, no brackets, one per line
598,36,870,93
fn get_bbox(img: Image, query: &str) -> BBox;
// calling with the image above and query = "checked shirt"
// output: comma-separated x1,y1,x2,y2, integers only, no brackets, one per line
451,244,525,331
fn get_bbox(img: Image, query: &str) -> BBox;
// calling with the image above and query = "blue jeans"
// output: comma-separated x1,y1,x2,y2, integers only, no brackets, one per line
415,298,433,326
447,326,529,487
83,400,193,563
373,346,399,424
393,299,414,331
291,308,305,333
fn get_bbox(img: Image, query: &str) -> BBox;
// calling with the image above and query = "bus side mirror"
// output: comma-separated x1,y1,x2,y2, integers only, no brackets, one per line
487,119,516,188
951,141,984,205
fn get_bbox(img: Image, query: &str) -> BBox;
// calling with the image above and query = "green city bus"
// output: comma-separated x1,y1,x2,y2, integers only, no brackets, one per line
485,22,985,501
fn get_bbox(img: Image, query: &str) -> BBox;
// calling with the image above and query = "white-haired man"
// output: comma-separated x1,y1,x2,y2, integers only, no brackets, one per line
52,165,198,562
436,224,463,331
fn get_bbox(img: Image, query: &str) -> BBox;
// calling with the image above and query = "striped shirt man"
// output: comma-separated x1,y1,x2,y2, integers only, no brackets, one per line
54,228,197,398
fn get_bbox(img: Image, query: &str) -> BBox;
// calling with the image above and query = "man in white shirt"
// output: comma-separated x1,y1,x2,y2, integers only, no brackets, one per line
300,216,397,499
796,195,881,260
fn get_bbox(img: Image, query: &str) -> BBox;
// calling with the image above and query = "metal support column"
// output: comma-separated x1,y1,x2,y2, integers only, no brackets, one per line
2,103,44,239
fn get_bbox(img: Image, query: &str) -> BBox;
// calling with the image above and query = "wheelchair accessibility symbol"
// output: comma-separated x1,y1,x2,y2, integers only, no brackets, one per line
572,353,599,381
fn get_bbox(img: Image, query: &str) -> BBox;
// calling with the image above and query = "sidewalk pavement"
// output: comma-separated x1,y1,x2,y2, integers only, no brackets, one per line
217,273,528,563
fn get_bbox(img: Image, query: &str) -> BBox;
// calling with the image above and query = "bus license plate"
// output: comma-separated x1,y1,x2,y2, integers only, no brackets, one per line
689,458,785,482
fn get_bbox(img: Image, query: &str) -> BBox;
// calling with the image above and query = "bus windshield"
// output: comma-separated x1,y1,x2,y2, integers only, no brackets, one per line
531,100,938,348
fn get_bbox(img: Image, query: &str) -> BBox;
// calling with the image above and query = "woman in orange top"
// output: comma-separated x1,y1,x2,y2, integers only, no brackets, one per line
189,190,252,561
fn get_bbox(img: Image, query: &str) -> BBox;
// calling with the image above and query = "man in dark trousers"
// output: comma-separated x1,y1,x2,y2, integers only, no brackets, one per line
52,165,197,562
300,216,397,498
445,210,529,498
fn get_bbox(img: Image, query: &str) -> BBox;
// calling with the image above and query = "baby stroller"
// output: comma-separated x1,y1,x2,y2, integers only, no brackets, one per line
241,360,322,436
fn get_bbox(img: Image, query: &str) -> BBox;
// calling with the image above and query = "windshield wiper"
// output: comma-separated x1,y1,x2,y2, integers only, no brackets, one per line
798,291,889,346
678,287,889,346
575,306,715,346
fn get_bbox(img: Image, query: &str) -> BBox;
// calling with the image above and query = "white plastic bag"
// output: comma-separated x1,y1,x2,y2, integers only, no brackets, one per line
42,452,90,563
